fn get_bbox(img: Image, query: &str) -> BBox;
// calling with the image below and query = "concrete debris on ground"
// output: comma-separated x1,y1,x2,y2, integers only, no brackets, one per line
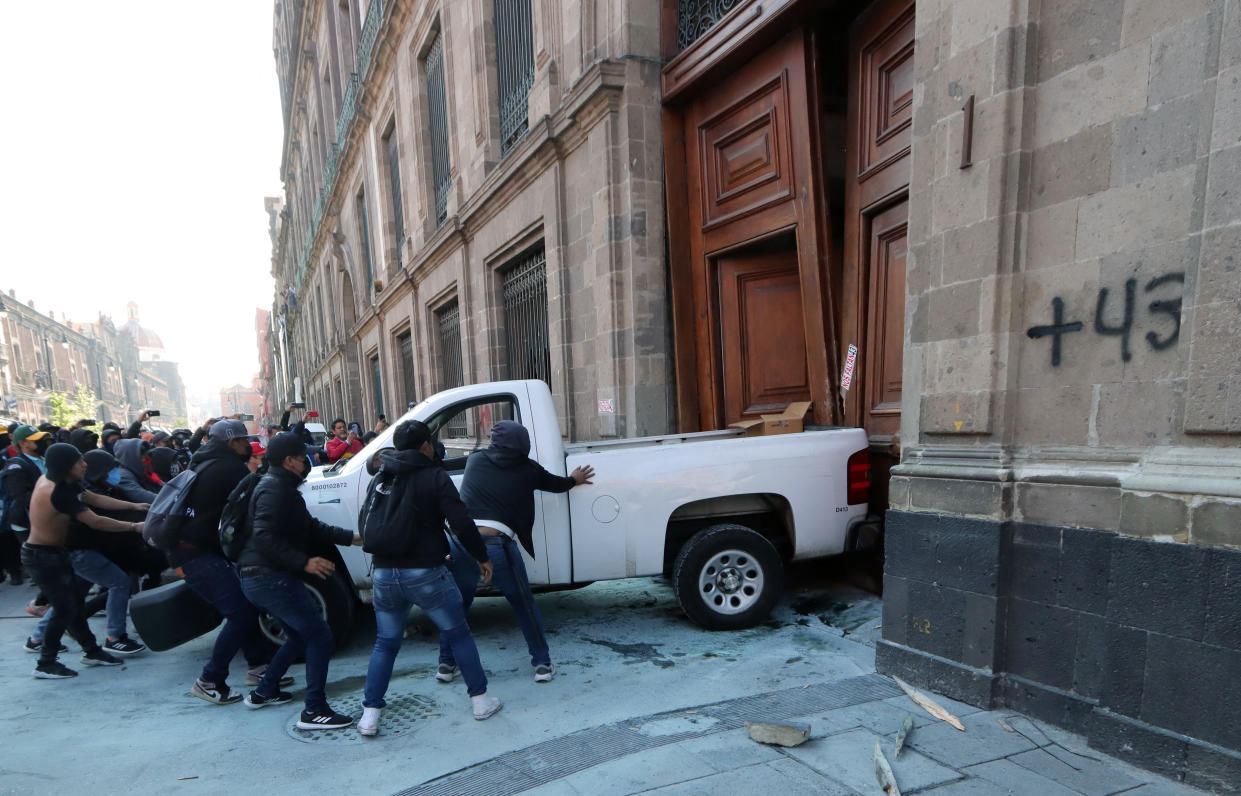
744,720,811,747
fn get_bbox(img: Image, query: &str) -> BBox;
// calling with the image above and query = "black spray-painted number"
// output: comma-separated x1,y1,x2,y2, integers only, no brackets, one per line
1026,272,1184,367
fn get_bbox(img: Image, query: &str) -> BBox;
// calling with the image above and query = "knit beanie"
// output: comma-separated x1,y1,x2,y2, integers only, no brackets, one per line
44,443,83,484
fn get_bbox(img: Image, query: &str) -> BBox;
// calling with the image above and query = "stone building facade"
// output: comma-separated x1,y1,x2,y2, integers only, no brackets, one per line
267,0,671,440
0,290,185,426
871,1,1241,790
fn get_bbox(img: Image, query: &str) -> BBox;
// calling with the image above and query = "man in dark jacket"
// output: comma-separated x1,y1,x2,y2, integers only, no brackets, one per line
112,439,160,496
440,420,594,684
238,432,360,730
99,423,123,455
358,420,499,736
177,419,284,706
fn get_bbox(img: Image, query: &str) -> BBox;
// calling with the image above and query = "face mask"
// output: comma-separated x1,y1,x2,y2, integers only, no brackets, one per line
34,439,51,457
105,468,122,486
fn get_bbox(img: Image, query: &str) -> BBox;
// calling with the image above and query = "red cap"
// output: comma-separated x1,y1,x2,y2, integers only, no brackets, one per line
250,442,265,458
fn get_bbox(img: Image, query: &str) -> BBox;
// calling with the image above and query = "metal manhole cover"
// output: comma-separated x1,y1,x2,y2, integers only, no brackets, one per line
285,689,440,744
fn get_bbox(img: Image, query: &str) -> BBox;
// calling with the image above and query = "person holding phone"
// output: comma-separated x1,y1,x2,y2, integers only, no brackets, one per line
324,418,363,463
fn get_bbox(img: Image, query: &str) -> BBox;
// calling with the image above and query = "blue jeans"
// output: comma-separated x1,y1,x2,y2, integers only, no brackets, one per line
242,569,333,712
365,566,488,707
442,535,550,668
36,550,131,641
181,554,267,686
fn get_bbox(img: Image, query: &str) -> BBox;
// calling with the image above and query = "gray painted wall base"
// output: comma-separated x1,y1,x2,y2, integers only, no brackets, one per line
879,509,1241,793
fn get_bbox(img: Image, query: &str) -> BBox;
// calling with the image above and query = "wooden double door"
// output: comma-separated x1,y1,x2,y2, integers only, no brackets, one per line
665,0,914,502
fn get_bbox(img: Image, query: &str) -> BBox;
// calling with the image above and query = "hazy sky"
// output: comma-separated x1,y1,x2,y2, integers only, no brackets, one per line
0,2,283,402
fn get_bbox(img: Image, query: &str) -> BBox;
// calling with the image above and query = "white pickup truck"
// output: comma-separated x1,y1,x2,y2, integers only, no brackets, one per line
267,379,875,646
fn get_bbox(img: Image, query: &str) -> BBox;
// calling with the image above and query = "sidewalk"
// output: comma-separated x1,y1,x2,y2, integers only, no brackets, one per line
397,674,1211,796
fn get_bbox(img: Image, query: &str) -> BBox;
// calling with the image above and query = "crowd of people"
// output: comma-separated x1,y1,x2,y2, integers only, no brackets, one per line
0,406,594,737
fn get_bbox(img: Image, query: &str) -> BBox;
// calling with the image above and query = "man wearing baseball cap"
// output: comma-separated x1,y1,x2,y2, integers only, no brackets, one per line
2,425,52,590
178,419,286,705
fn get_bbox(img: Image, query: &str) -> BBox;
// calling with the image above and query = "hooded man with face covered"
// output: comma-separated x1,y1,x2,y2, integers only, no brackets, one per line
68,427,98,455
21,443,149,678
439,421,594,686
112,439,161,497
77,450,167,592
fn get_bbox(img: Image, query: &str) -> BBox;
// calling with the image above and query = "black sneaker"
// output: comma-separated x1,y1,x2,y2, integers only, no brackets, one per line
23,637,68,655
34,661,78,679
296,707,353,730
244,690,294,709
190,678,243,705
80,648,123,667
245,664,295,688
104,636,146,655
6,569,23,586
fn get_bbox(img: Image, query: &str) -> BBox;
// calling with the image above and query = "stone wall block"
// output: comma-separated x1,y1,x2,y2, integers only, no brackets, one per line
1149,14,1215,105
934,520,1003,593
1142,633,1241,750
1023,199,1079,270
1014,385,1093,445
1122,0,1215,46
1222,0,1241,69
1032,42,1150,148
950,0,1013,56
1005,597,1079,690
945,35,997,105
1076,164,1197,259
883,573,911,645
1009,529,1062,604
1192,498,1241,549
923,280,981,340
931,157,991,232
1111,93,1205,186
1204,143,1241,227
884,510,940,580
994,22,1038,93
1036,0,1125,82
1203,542,1241,648
1089,709,1189,781
1072,612,1109,699
1184,301,1241,432
909,477,1004,518
1106,536,1207,640
1119,491,1191,538
905,579,968,659
943,217,1002,282
1099,622,1148,716
1016,482,1121,530
962,591,1000,668
1056,527,1114,613
918,391,992,435
927,335,1005,394
1029,124,1112,209
1198,213,1241,308
1186,744,1241,795
907,235,944,296
1095,381,1183,448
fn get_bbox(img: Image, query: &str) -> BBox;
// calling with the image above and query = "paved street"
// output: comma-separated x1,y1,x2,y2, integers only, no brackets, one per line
0,568,1210,795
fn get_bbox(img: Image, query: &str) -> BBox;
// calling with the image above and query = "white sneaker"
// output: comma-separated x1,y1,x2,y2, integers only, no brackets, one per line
534,664,555,683
358,706,382,737
435,663,458,683
471,693,503,721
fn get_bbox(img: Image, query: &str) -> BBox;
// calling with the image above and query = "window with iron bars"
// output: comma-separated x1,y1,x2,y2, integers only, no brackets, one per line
435,298,463,391
369,353,384,419
425,30,452,226
356,189,374,299
396,329,417,408
493,0,534,156
382,122,405,259
501,246,550,384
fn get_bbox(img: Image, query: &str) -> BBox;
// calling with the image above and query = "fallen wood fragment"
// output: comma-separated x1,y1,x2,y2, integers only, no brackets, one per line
874,741,902,796
997,717,1014,733
893,677,965,731
894,715,914,759
745,720,811,747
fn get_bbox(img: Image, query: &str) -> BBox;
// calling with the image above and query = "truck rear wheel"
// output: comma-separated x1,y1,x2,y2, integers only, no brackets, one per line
672,523,784,630
255,571,356,655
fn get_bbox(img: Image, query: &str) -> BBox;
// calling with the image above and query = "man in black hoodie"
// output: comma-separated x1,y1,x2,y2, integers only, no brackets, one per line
238,432,360,730
176,420,283,706
68,427,99,454
358,420,500,736
439,420,594,685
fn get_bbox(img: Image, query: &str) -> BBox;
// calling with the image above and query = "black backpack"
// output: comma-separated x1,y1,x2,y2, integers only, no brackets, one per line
218,471,261,561
357,469,409,557
142,460,218,552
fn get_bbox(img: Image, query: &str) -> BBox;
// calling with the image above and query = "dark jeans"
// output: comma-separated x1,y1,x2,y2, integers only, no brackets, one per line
181,553,267,686
442,535,550,668
242,569,333,712
21,543,100,666
366,566,488,707
1,527,22,576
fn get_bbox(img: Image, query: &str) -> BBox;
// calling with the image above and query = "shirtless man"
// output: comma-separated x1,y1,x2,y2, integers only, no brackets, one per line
21,443,149,679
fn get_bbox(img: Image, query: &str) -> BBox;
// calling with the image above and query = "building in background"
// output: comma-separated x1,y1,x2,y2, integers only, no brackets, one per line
0,290,186,426
266,0,671,440
219,379,265,436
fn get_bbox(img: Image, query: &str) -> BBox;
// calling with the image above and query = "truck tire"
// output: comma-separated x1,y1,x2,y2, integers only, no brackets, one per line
672,523,784,630
255,571,356,655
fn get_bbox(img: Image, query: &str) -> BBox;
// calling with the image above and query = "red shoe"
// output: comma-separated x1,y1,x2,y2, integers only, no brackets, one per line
26,600,49,618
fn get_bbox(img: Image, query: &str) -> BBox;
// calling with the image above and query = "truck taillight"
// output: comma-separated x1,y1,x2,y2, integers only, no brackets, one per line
846,449,871,505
